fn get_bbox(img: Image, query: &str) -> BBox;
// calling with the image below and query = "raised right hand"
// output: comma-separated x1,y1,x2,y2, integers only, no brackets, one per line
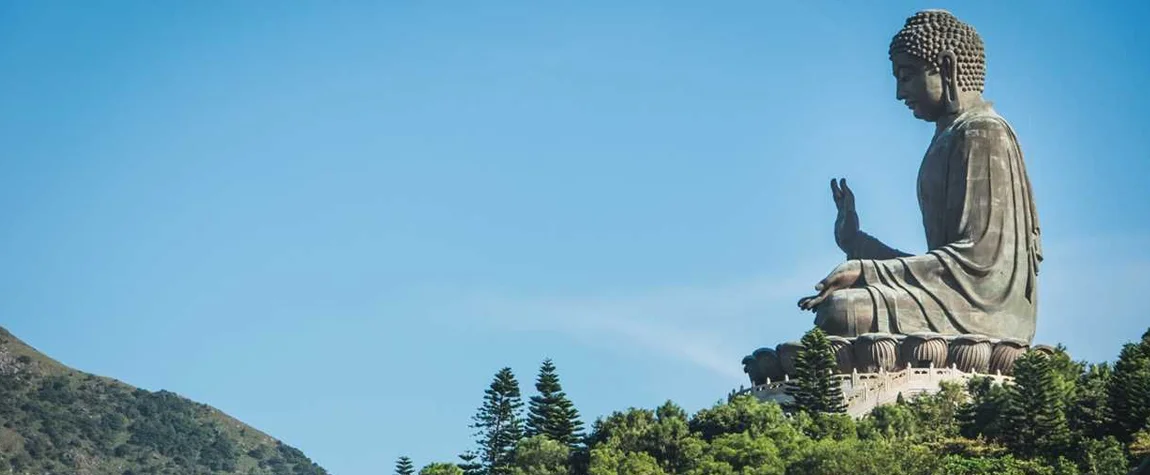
832,178,859,254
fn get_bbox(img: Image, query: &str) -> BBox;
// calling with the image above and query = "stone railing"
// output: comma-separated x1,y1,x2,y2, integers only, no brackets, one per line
741,332,1053,388
733,363,1014,417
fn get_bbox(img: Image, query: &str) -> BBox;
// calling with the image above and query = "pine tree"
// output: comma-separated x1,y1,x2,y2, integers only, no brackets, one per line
457,451,482,475
548,396,585,447
526,359,585,448
525,359,557,438
1106,327,1150,442
1069,362,1112,440
468,367,525,475
395,456,415,475
1003,350,1071,458
958,376,1013,441
786,328,845,414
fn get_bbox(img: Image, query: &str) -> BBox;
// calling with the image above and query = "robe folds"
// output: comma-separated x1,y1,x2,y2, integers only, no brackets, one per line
846,104,1042,343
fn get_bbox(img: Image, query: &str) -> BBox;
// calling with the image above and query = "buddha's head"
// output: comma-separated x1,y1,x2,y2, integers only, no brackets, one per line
889,10,986,122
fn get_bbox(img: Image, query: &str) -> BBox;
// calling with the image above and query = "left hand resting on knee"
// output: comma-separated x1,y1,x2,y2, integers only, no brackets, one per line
798,260,862,312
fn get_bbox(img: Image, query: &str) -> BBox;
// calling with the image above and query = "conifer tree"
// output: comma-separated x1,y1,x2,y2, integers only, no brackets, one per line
526,359,585,448
1106,328,1150,442
468,367,526,475
1069,362,1113,441
457,451,482,475
786,328,845,414
1004,351,1071,458
395,456,415,475
957,376,1013,441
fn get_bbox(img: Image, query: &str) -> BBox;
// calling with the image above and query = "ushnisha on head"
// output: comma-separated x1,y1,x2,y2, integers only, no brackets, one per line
888,10,987,122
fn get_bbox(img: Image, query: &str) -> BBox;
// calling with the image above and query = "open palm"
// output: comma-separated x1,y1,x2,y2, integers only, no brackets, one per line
832,178,859,254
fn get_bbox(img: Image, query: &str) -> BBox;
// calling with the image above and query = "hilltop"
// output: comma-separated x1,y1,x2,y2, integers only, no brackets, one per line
0,325,328,475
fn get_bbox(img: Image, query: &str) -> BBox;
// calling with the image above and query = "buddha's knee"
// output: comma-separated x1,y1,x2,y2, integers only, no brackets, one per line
813,292,850,336
813,290,872,337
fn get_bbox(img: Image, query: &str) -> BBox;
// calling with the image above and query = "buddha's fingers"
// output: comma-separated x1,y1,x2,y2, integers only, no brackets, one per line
798,292,828,311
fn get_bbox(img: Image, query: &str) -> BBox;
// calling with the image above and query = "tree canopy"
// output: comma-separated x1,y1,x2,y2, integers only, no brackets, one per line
399,327,1150,475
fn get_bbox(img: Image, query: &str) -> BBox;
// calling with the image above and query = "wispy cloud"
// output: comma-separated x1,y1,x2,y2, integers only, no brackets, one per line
459,231,1150,381
463,263,834,383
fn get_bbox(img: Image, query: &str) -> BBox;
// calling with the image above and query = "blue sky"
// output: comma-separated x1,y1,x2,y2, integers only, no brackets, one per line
2,1,1148,473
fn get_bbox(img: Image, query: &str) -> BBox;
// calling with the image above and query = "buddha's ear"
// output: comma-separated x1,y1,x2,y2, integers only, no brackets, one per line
937,50,960,113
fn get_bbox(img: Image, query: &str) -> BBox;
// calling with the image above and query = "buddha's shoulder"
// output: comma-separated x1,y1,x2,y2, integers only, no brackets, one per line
955,109,1014,139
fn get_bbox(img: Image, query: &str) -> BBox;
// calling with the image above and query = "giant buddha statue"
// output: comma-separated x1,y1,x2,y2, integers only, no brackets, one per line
796,10,1042,343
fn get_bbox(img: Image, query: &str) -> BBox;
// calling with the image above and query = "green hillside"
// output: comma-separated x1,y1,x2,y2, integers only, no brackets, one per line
0,326,328,475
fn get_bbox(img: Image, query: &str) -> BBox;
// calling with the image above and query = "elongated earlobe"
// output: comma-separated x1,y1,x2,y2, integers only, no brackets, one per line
937,50,960,114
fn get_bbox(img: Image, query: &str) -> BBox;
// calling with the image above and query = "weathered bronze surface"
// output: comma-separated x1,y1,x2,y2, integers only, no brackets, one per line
797,10,1042,343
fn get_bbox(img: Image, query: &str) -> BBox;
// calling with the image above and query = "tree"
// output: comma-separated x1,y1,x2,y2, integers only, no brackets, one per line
588,448,665,475
469,368,526,475
787,439,939,475
786,328,845,414
905,380,966,441
1044,345,1084,407
1129,429,1150,459
689,395,794,441
1003,351,1071,458
420,463,466,475
688,395,807,466
585,402,704,474
1069,362,1112,441
585,407,658,453
510,435,569,475
791,411,857,442
861,403,917,440
396,456,415,475
958,376,1013,441
1079,437,1128,475
936,454,1061,475
525,359,585,448
458,451,482,475
1106,328,1150,442
648,402,705,473
699,432,784,475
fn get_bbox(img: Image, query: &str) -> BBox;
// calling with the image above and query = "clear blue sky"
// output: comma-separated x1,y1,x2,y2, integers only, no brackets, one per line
2,1,1148,473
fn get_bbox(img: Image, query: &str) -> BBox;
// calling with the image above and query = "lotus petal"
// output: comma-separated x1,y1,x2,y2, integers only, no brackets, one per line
776,341,804,376
901,332,948,368
1031,344,1057,358
989,338,1028,375
948,334,992,373
752,347,784,382
827,336,854,374
854,333,900,373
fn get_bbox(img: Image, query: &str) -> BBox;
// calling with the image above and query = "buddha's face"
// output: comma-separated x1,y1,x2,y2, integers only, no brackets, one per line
891,52,945,122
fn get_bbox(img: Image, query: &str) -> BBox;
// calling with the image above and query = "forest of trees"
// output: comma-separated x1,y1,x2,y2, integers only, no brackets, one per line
0,368,327,475
397,328,1150,475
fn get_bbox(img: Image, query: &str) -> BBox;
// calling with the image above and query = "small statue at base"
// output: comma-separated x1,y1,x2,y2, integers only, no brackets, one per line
797,10,1042,343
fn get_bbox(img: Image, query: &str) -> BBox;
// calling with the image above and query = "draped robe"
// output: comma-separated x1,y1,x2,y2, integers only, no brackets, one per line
826,104,1042,343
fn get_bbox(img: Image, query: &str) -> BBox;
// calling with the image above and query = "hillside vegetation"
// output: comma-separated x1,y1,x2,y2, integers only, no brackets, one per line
0,326,328,475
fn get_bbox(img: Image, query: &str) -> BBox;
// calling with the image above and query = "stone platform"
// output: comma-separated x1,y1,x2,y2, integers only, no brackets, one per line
736,332,1055,416
735,364,1011,417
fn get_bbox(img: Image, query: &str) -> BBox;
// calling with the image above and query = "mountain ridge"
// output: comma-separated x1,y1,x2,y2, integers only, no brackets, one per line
0,325,329,475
